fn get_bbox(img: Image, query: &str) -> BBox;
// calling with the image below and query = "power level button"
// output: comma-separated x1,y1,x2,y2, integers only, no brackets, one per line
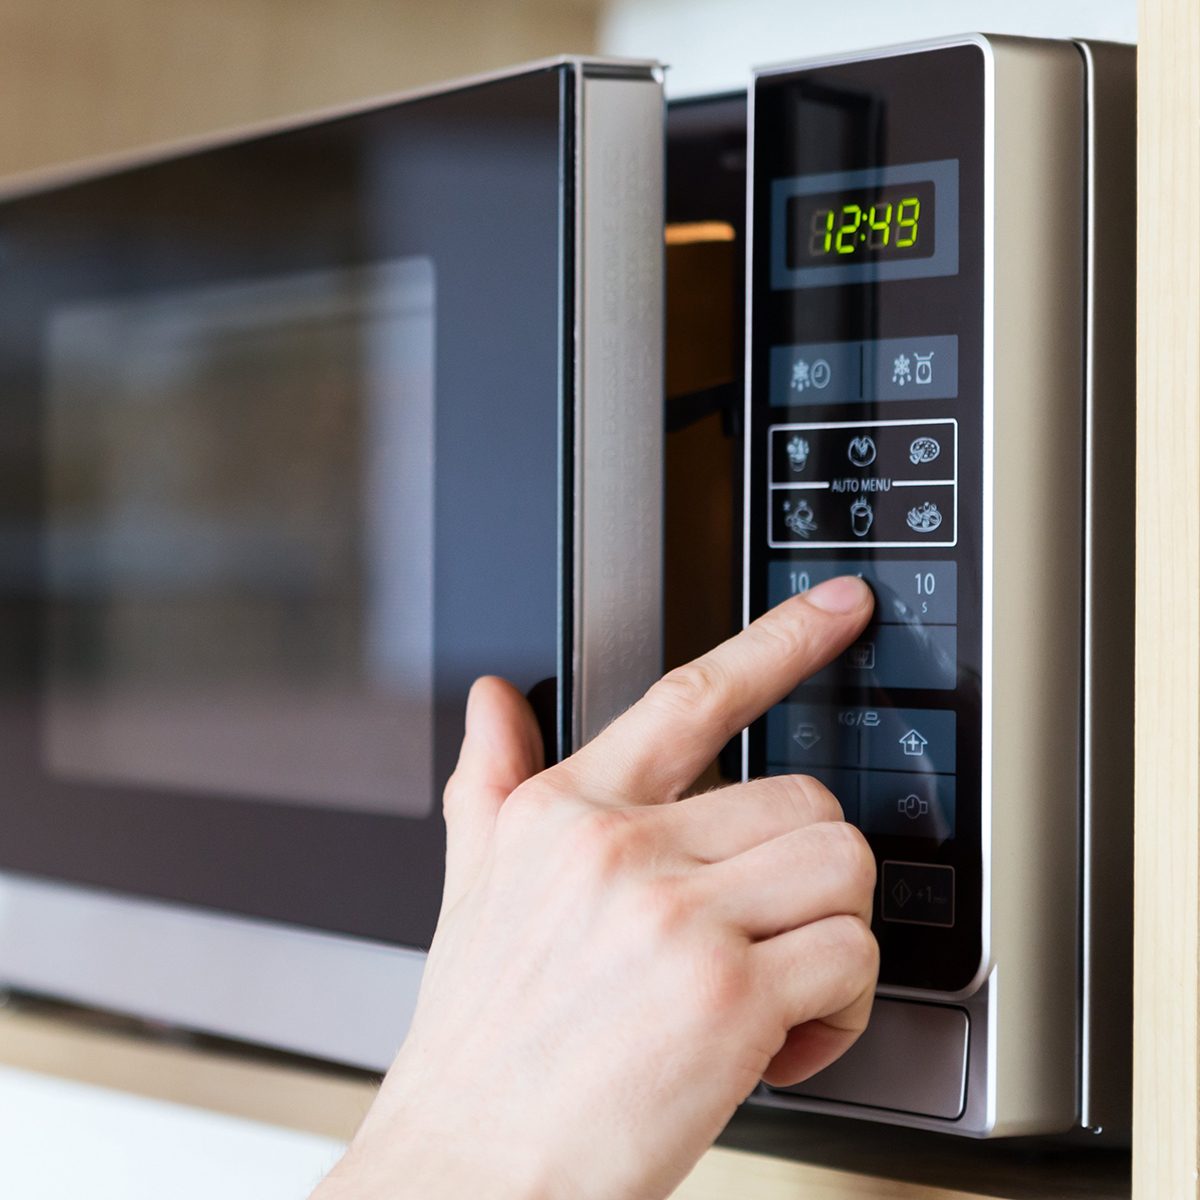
882,861,955,927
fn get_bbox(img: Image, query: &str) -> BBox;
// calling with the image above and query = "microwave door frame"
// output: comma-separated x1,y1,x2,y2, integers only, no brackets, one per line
0,57,664,1071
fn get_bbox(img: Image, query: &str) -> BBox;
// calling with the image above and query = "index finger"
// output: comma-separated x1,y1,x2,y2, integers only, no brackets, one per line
565,575,873,804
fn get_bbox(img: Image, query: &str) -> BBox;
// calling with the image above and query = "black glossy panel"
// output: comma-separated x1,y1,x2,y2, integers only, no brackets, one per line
748,46,985,992
0,66,571,949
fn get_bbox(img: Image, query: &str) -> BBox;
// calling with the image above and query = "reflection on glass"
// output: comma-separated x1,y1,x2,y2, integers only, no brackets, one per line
44,257,436,815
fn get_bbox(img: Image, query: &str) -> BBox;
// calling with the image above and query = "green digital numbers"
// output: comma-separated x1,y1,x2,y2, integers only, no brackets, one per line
866,202,892,248
896,196,920,247
801,190,923,258
834,204,863,254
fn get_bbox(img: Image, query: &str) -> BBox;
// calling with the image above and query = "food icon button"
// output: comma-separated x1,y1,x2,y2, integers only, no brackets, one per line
909,435,941,466
906,501,944,534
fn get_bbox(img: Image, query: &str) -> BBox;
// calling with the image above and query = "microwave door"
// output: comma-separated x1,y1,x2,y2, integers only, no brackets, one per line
0,57,664,1070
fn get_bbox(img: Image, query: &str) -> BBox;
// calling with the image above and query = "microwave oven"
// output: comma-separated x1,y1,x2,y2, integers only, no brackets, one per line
0,36,1135,1142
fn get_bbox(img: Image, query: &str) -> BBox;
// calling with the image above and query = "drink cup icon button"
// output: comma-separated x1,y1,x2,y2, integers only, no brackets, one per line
850,498,874,538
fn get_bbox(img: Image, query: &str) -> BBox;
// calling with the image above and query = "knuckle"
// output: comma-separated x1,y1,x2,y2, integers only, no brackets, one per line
748,608,819,665
830,914,880,978
771,774,843,825
441,772,473,822
503,779,555,817
823,821,877,894
691,937,753,1022
803,776,847,824
649,662,726,727
640,875,691,938
493,780,557,836
572,807,642,877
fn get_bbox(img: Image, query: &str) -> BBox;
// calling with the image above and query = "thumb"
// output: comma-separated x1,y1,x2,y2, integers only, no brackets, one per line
440,676,544,910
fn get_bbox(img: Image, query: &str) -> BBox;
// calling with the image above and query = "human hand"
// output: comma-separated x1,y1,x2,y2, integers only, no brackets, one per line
316,576,877,1200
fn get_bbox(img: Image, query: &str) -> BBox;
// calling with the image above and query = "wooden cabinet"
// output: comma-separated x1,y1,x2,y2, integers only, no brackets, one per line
1133,0,1200,1196
0,0,1195,1195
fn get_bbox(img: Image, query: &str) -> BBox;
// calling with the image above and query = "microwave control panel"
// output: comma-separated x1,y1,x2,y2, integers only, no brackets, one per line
745,44,985,995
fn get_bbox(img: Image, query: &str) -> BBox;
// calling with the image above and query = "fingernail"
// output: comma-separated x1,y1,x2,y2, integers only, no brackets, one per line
804,575,871,614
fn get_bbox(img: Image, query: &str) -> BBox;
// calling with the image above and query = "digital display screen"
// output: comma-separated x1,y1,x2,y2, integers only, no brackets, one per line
785,180,935,267
770,158,958,289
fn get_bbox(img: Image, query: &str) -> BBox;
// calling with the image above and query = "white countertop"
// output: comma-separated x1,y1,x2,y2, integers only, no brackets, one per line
0,1065,344,1199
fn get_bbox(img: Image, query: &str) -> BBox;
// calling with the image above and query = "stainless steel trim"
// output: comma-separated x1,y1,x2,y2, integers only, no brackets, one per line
780,999,970,1120
755,977,994,1134
980,34,999,1130
571,69,665,745
0,55,661,203
752,32,991,81
0,874,420,1071
1074,38,1136,1140
985,34,1085,1137
740,75,757,785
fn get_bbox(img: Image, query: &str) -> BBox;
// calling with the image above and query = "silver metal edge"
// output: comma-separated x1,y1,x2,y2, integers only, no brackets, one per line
1079,34,1098,1137
1073,38,1136,1142
740,75,756,785
754,981,993,1135
0,55,661,203
0,873,421,1071
752,33,992,82
571,70,665,745
980,33,1085,1136
979,32,1000,1133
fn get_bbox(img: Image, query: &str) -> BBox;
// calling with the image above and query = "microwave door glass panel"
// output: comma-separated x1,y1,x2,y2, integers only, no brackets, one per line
0,63,571,951
44,259,436,815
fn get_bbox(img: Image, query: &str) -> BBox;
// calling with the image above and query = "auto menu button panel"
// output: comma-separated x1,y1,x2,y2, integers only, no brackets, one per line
769,418,957,548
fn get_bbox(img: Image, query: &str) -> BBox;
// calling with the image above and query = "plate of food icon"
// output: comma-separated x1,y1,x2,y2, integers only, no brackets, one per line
906,501,943,533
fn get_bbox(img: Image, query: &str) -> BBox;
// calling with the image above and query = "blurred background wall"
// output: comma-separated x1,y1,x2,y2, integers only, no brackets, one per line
0,0,601,178
601,0,1136,94
0,0,1137,180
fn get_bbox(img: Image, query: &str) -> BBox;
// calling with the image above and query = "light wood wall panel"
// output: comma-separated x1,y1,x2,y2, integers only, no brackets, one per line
0,0,600,178
1134,0,1200,1195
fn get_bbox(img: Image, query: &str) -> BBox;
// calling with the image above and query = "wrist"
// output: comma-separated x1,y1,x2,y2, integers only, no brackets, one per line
323,1095,558,1200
